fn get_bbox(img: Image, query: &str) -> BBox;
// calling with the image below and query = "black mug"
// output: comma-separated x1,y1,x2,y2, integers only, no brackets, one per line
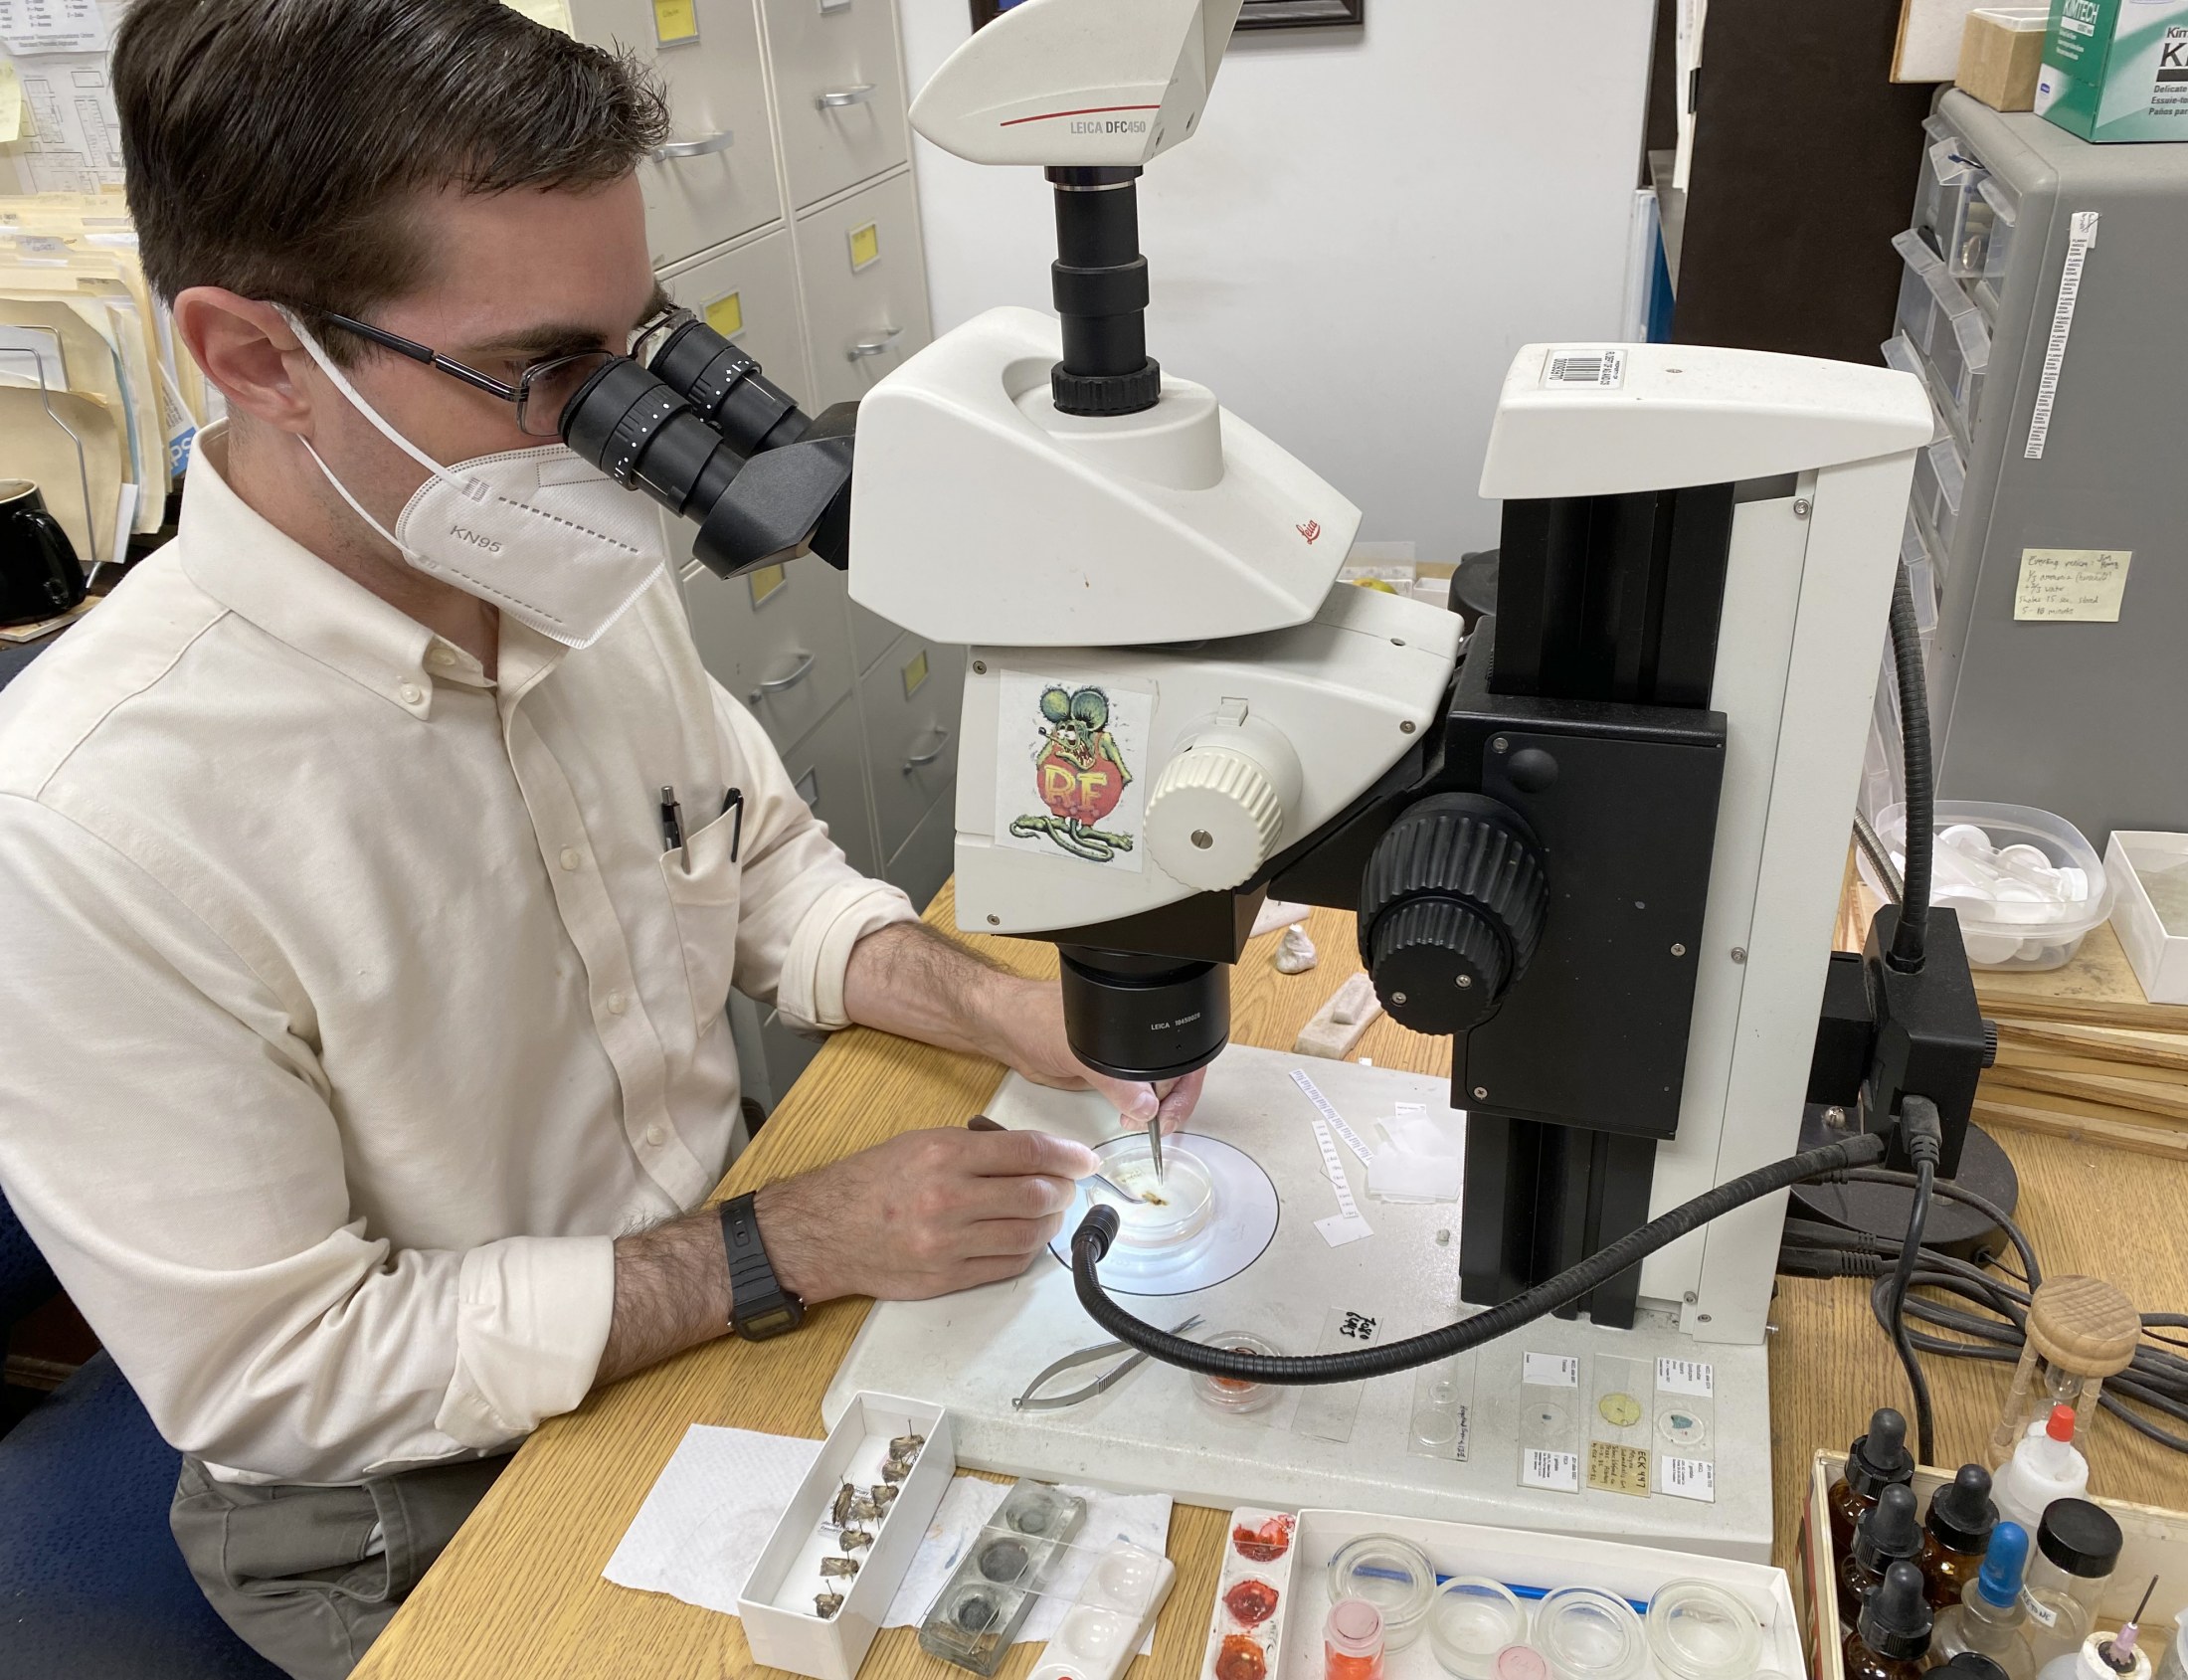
0,479,88,628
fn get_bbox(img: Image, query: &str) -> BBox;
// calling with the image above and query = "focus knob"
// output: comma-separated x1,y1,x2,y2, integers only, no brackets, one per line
1359,793,1549,1033
1145,745,1284,892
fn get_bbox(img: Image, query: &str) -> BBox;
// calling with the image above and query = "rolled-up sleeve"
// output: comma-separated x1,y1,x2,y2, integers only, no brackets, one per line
0,798,613,1481
710,680,918,1030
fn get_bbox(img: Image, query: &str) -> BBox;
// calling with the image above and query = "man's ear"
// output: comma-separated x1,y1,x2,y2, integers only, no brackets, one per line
170,288,318,433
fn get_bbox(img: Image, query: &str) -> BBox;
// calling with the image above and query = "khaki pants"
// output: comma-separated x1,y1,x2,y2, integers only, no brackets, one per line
170,1451,511,1680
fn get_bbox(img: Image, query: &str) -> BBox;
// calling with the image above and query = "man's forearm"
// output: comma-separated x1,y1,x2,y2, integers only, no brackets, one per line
596,1209,732,1387
839,920,1017,1059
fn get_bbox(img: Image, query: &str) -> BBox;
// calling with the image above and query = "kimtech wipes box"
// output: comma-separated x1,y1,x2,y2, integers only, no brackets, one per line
2036,0,2188,140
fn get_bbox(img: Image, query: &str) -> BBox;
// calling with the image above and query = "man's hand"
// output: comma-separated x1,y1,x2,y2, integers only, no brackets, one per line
752,1126,1098,1304
840,922,1211,1135
991,979,1207,1136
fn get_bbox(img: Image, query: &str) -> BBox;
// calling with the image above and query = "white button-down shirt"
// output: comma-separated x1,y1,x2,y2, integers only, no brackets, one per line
0,427,915,1484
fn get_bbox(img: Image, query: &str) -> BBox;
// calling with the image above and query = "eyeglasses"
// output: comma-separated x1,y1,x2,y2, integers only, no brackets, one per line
316,307,677,438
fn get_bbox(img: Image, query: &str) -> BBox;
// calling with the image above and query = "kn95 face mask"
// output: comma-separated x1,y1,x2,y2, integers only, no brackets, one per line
282,308,669,649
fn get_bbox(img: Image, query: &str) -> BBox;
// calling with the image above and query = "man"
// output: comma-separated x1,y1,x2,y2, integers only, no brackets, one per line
0,3,1203,1673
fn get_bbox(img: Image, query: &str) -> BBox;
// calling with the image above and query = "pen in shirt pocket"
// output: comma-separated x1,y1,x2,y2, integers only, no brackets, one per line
722,786,743,863
659,785,685,856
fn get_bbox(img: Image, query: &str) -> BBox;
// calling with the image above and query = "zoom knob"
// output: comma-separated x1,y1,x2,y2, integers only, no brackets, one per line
1359,793,1549,1033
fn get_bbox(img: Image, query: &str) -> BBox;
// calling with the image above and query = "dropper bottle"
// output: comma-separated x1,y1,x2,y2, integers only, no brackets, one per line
1831,1408,1916,1556
1930,1519,2035,1680
1843,1560,1933,1680
1839,1483,1923,1622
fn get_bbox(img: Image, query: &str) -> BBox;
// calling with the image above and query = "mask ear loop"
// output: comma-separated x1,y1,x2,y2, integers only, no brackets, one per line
276,306,483,560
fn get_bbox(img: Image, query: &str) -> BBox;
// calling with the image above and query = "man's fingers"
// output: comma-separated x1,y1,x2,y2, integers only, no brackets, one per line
1154,1065,1208,1135
961,1124,1100,1183
1082,1067,1160,1125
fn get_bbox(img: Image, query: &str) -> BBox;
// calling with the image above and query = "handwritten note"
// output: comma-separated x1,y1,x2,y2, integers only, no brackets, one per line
2015,548,2132,622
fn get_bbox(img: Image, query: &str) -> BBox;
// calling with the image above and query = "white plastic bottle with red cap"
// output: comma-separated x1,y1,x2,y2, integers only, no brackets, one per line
1995,1404,2092,1533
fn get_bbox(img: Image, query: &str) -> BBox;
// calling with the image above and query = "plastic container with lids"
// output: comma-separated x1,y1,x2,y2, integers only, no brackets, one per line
1427,1578,1530,1679
1855,802,2112,970
1645,1579,1765,1680
1325,1535,1436,1651
1534,1585,1648,1680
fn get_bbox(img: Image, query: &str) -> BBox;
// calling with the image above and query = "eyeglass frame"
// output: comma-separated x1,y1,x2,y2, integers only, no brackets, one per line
314,306,681,437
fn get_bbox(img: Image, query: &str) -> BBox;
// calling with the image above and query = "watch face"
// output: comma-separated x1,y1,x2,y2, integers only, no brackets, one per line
739,1305,800,1340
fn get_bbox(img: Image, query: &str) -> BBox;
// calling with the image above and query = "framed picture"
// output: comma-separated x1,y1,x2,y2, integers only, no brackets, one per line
971,0,1363,30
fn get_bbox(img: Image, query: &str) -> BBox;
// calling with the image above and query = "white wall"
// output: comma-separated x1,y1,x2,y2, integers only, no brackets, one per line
894,1,1657,557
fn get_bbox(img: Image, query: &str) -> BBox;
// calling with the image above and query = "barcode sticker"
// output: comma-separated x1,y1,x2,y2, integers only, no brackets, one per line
1544,347,1625,389
1661,1456,1716,1503
1523,1449,1580,1493
1656,1358,1714,1399
1523,1353,1580,1389
2025,211,2098,461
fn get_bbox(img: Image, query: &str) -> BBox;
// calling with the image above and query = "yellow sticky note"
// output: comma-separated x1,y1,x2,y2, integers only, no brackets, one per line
901,647,929,698
748,562,787,608
848,221,881,272
0,62,24,145
500,0,575,34
2014,547,2132,623
652,0,699,44
704,291,743,340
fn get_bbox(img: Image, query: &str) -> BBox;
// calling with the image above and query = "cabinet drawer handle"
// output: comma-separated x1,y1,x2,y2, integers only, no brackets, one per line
848,328,902,360
655,130,736,161
818,84,878,108
903,726,951,770
750,651,818,700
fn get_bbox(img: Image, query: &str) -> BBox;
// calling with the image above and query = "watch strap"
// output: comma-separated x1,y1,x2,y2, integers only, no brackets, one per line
720,1191,804,1340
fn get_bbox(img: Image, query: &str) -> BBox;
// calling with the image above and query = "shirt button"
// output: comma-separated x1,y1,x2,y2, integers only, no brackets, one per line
607,990,628,1016
398,681,424,705
428,647,456,667
643,1124,667,1147
559,846,582,871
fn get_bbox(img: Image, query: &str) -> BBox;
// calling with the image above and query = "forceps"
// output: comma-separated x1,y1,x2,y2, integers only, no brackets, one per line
1010,1316,1204,1411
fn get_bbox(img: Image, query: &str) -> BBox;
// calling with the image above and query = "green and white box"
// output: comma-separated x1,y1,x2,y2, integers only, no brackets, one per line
2036,0,2188,141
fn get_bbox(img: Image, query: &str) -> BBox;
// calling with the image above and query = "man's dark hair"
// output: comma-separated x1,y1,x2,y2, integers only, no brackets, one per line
116,0,669,357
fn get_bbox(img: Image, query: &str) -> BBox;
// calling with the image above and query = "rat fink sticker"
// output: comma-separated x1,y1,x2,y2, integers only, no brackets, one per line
993,669,1154,871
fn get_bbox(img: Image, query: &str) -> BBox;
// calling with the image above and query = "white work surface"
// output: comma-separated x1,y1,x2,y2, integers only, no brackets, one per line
824,1048,1774,1562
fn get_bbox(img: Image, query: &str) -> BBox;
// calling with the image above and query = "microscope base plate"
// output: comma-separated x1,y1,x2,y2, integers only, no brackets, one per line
825,1049,1774,1562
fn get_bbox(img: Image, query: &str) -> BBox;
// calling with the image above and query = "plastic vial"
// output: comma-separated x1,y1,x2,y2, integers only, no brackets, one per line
1921,1463,2001,1610
2021,1498,2123,1670
1839,1482,1923,1622
1326,1597,1386,1680
1491,1647,1550,1680
2035,1632,2152,1680
1842,1560,1933,1680
1831,1407,1916,1557
1996,1405,2092,1534
1326,1535,1435,1652
1931,1519,2035,1680
2154,1604,2188,1680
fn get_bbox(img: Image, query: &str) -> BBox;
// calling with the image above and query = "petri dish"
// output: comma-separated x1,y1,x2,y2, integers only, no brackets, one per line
1326,1534,1436,1650
1644,1579,1762,1680
1197,1331,1283,1415
1428,1577,1530,1678
1087,1138,1216,1251
1535,1586,1648,1680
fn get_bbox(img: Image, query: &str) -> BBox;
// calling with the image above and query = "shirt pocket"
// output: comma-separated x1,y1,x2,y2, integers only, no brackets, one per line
657,806,743,1040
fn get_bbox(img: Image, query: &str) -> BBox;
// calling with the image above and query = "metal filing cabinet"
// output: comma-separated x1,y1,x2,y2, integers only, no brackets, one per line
559,0,943,1116
1861,91,2188,846
794,170,932,409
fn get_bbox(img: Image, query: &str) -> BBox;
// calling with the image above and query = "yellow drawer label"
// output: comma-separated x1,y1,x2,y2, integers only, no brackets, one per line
901,647,929,698
848,221,881,273
747,562,787,607
704,290,744,340
652,0,698,45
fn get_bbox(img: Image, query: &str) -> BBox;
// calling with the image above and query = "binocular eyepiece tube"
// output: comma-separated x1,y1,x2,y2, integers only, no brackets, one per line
558,310,858,579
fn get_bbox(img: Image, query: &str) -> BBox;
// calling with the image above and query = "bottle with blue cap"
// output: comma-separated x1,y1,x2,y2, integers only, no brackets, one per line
1931,1519,2037,1680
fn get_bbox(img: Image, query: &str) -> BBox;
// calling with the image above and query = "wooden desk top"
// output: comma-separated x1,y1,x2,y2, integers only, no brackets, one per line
354,889,2188,1680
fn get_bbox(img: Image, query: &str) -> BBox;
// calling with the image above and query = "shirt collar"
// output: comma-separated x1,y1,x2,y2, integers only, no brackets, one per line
175,425,540,716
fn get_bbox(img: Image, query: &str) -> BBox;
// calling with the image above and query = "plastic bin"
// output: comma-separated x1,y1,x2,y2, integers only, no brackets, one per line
1975,173,2019,313
1910,436,1966,555
1880,334,1951,448
1856,801,2112,970
1911,114,1964,242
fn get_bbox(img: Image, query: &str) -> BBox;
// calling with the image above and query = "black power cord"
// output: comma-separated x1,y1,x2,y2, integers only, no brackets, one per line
1070,1130,1889,1386
1883,1097,1943,1463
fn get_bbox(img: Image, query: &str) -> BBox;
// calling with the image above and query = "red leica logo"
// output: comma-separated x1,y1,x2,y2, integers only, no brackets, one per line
1297,519,1321,543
